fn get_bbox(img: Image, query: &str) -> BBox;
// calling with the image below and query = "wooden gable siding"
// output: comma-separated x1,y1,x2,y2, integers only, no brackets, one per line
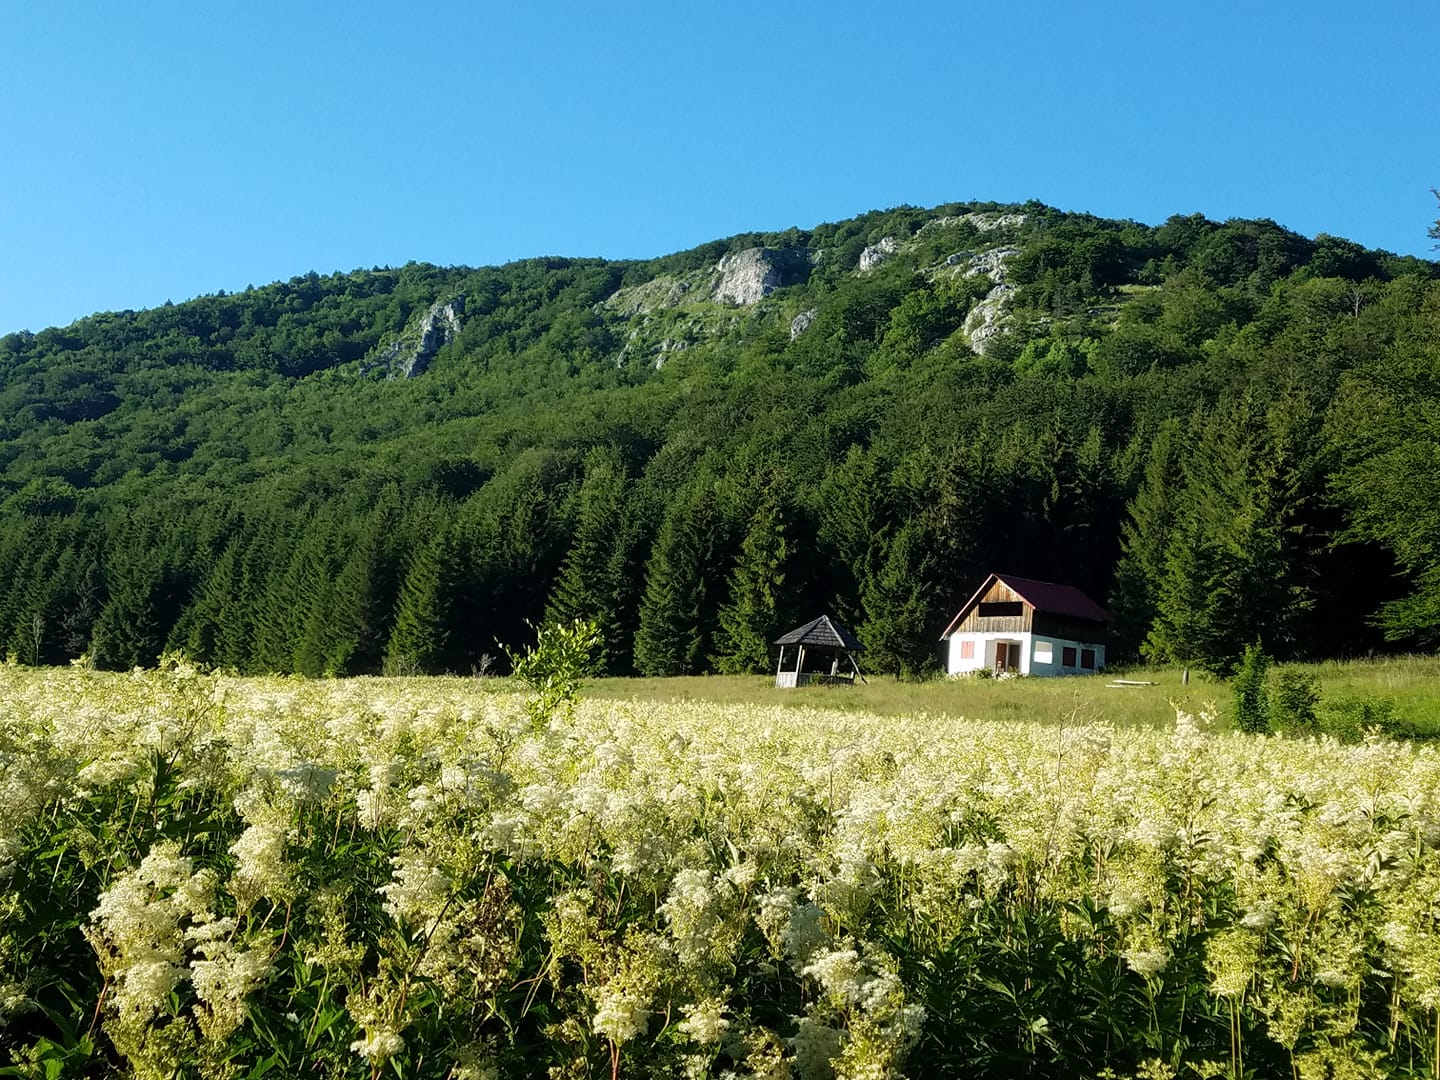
951,578,1035,635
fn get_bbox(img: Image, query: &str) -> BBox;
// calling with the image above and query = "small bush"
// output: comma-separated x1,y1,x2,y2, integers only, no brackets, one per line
1318,693,1397,743
1231,643,1270,733
1268,668,1320,735
508,618,602,728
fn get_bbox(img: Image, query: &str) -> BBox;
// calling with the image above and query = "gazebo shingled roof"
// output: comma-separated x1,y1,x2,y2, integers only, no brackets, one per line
774,615,863,651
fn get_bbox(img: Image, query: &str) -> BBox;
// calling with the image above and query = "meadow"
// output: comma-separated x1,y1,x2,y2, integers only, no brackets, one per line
2,657,1440,1078
587,655,1440,737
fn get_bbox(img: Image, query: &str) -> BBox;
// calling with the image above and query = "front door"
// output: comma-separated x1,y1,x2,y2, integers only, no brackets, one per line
994,641,1014,673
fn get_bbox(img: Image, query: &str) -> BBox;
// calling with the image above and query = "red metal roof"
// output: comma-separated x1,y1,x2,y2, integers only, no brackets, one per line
940,573,1110,638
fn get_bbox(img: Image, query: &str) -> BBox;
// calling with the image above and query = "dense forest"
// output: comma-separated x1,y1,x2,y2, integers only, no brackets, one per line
2,200,1439,677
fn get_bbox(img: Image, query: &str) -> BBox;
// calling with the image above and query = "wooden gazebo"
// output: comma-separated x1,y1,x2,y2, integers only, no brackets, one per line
774,615,865,688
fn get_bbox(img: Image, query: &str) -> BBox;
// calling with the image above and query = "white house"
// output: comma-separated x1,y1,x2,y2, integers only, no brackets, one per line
940,573,1109,677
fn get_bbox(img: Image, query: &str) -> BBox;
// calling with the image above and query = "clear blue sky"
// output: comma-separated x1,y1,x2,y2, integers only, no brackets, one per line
2,0,1436,334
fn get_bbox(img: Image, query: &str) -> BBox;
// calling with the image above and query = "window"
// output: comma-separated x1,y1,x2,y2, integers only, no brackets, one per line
1062,646,1077,667
978,602,1024,618
1081,649,1096,670
1034,641,1053,664
959,640,975,659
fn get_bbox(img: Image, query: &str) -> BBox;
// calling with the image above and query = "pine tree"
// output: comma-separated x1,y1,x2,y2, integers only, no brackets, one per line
544,449,628,672
816,446,889,630
1109,418,1186,659
91,550,165,669
633,484,718,677
250,513,322,673
175,541,241,666
711,485,789,674
325,490,404,675
858,518,938,678
291,521,343,678
57,551,105,659
5,525,67,664
1149,393,1316,673
384,527,453,675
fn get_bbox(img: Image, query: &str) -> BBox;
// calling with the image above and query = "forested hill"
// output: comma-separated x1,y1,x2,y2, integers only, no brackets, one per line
3,200,1439,677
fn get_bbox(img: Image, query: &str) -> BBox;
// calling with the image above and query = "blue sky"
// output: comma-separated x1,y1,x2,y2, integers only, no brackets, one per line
2,0,1436,333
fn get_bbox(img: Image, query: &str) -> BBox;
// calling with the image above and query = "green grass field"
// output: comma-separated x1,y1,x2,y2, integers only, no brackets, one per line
583,655,1440,734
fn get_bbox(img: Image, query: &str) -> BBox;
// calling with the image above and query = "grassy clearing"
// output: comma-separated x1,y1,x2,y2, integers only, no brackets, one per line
1286,654,1440,737
583,655,1440,733
583,667,1223,729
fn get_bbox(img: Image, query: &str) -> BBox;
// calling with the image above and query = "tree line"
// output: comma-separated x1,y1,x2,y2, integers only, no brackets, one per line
1,201,1438,676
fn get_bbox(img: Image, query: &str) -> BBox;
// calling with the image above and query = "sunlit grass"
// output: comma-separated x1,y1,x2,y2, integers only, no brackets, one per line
584,655,1440,733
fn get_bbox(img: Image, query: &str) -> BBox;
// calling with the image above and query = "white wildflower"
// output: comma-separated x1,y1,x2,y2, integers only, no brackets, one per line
591,983,650,1045
350,1028,405,1064
380,854,452,927
677,997,731,1044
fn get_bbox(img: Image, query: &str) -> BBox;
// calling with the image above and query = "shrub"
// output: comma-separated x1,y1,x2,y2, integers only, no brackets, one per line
1231,643,1270,733
1318,692,1397,743
508,618,602,728
1268,668,1320,735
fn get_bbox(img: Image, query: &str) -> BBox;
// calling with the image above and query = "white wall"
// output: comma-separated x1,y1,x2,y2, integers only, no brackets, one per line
947,631,1033,675
947,632,1105,676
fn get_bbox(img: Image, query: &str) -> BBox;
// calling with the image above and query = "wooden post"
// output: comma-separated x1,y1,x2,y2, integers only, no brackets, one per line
777,645,785,678
796,645,806,682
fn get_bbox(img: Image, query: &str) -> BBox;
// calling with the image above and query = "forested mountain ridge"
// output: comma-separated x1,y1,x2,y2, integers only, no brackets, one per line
3,199,1439,676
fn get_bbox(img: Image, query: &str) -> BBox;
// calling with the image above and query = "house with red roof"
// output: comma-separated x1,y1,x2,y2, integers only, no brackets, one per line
940,573,1110,676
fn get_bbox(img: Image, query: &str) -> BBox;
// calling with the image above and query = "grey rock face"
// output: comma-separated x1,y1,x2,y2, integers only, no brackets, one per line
964,247,1021,284
858,236,898,272
713,247,810,305
958,211,1029,232
374,296,465,378
403,298,465,377
790,308,818,340
964,284,1013,355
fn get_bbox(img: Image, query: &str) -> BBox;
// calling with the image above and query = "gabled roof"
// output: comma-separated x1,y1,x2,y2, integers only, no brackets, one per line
775,615,863,651
940,573,1110,638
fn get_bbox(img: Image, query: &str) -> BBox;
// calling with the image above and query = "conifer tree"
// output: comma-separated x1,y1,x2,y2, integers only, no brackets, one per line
384,527,453,675
90,550,166,669
859,517,938,678
250,514,320,673
1109,418,1186,659
544,449,628,671
290,520,343,678
711,483,790,674
816,446,889,630
57,551,105,659
174,541,241,666
1148,393,1316,672
325,490,404,675
633,483,718,677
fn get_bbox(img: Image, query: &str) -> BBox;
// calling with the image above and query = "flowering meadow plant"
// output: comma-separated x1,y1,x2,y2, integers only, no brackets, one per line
2,659,1440,1078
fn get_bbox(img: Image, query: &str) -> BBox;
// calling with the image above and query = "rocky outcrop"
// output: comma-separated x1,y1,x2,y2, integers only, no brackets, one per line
958,211,1028,233
955,247,1021,356
790,308,817,340
374,297,465,378
713,248,811,305
964,247,1021,283
964,284,1013,356
858,237,898,272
